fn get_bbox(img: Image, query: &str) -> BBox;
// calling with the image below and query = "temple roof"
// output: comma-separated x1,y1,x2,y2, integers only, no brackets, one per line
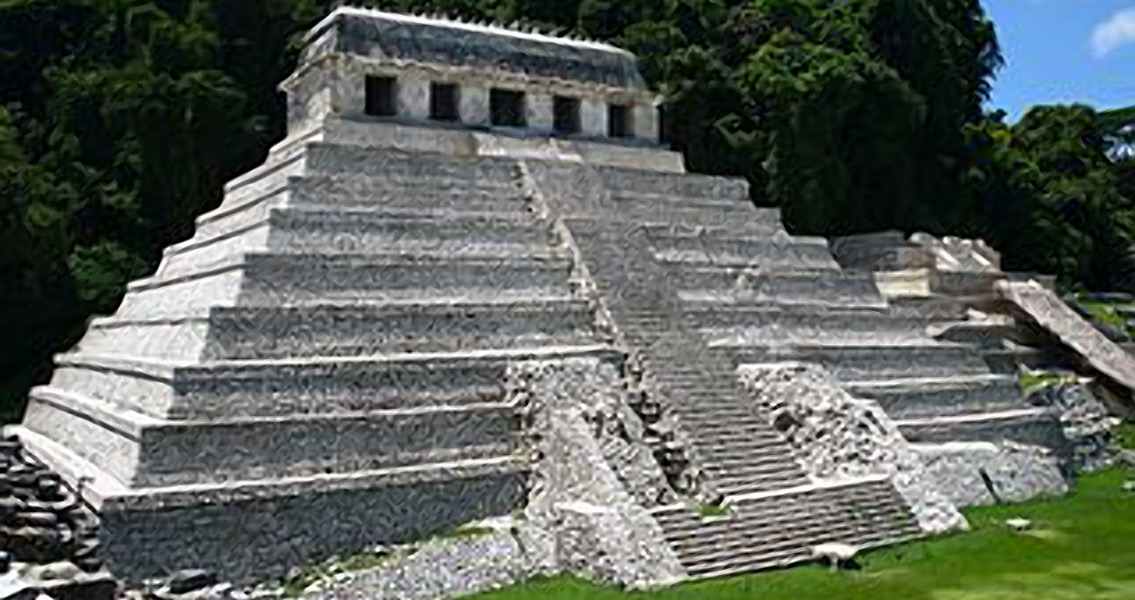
304,6,647,90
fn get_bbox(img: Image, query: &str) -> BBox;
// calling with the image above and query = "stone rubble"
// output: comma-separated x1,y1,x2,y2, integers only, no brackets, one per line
509,357,687,589
913,441,1068,507
0,435,103,572
1029,381,1121,472
738,362,967,535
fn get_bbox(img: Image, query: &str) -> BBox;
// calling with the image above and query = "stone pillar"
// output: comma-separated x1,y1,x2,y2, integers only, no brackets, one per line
526,92,555,135
397,76,430,121
459,84,490,127
632,104,659,143
580,97,608,138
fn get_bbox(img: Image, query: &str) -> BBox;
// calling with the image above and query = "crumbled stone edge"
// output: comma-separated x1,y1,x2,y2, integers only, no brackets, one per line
737,362,968,535
509,356,687,588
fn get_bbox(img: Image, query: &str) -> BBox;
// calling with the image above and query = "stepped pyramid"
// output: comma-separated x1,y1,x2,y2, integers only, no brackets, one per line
12,6,1070,585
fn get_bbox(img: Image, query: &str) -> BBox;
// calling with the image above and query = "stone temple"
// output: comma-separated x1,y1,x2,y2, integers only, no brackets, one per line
10,6,1088,587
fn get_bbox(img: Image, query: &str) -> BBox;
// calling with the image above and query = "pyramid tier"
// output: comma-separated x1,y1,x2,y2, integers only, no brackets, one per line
846,374,1027,419
593,166,751,202
24,384,515,487
12,425,525,583
51,343,611,420
894,407,1066,448
648,230,842,272
681,303,928,342
117,251,577,321
672,266,888,307
84,296,598,361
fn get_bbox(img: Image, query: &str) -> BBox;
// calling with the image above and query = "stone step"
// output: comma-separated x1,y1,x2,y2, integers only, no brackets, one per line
172,206,555,283
654,247,839,272
202,298,599,359
932,271,1007,296
268,206,553,252
117,250,577,322
932,320,1035,349
50,345,614,420
302,143,520,185
980,347,1054,375
726,343,992,381
673,268,886,307
12,426,527,583
600,198,785,233
651,478,920,578
238,251,578,305
25,386,518,488
637,221,786,241
700,451,804,478
203,146,522,239
282,174,530,214
595,166,750,202
649,233,840,271
846,374,1026,419
889,294,1002,323
682,304,926,339
84,297,601,360
707,468,813,496
895,407,1066,448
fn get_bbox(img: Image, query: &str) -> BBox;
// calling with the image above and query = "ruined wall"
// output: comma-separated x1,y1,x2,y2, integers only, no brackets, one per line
509,356,686,589
737,362,967,534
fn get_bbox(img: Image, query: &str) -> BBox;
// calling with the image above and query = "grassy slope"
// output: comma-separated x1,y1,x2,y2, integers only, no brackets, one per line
470,467,1135,600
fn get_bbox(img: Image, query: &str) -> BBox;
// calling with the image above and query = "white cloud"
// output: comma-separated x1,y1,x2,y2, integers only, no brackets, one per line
1091,7,1135,57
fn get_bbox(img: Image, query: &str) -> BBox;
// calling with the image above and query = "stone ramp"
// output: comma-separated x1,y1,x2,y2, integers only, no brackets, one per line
997,279,1135,392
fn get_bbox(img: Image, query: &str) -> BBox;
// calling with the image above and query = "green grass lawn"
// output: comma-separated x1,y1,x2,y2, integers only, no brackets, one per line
470,467,1135,600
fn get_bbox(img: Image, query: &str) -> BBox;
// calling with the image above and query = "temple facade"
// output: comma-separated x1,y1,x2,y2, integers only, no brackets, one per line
10,7,1081,588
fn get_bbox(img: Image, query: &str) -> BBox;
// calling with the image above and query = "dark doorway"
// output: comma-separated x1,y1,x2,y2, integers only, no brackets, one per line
608,103,631,138
553,96,580,135
364,76,398,117
490,89,526,128
430,83,460,122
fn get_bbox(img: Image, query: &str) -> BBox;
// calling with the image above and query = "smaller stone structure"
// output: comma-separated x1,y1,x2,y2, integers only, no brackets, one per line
281,7,674,171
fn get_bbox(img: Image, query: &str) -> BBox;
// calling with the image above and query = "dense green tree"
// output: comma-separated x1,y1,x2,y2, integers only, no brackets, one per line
964,105,1135,292
0,0,322,418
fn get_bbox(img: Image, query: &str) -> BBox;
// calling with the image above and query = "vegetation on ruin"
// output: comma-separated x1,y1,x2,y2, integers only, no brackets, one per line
469,466,1135,600
0,0,1133,420
696,504,731,519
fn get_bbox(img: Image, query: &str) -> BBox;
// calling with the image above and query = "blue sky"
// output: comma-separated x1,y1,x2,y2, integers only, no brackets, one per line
983,0,1134,120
